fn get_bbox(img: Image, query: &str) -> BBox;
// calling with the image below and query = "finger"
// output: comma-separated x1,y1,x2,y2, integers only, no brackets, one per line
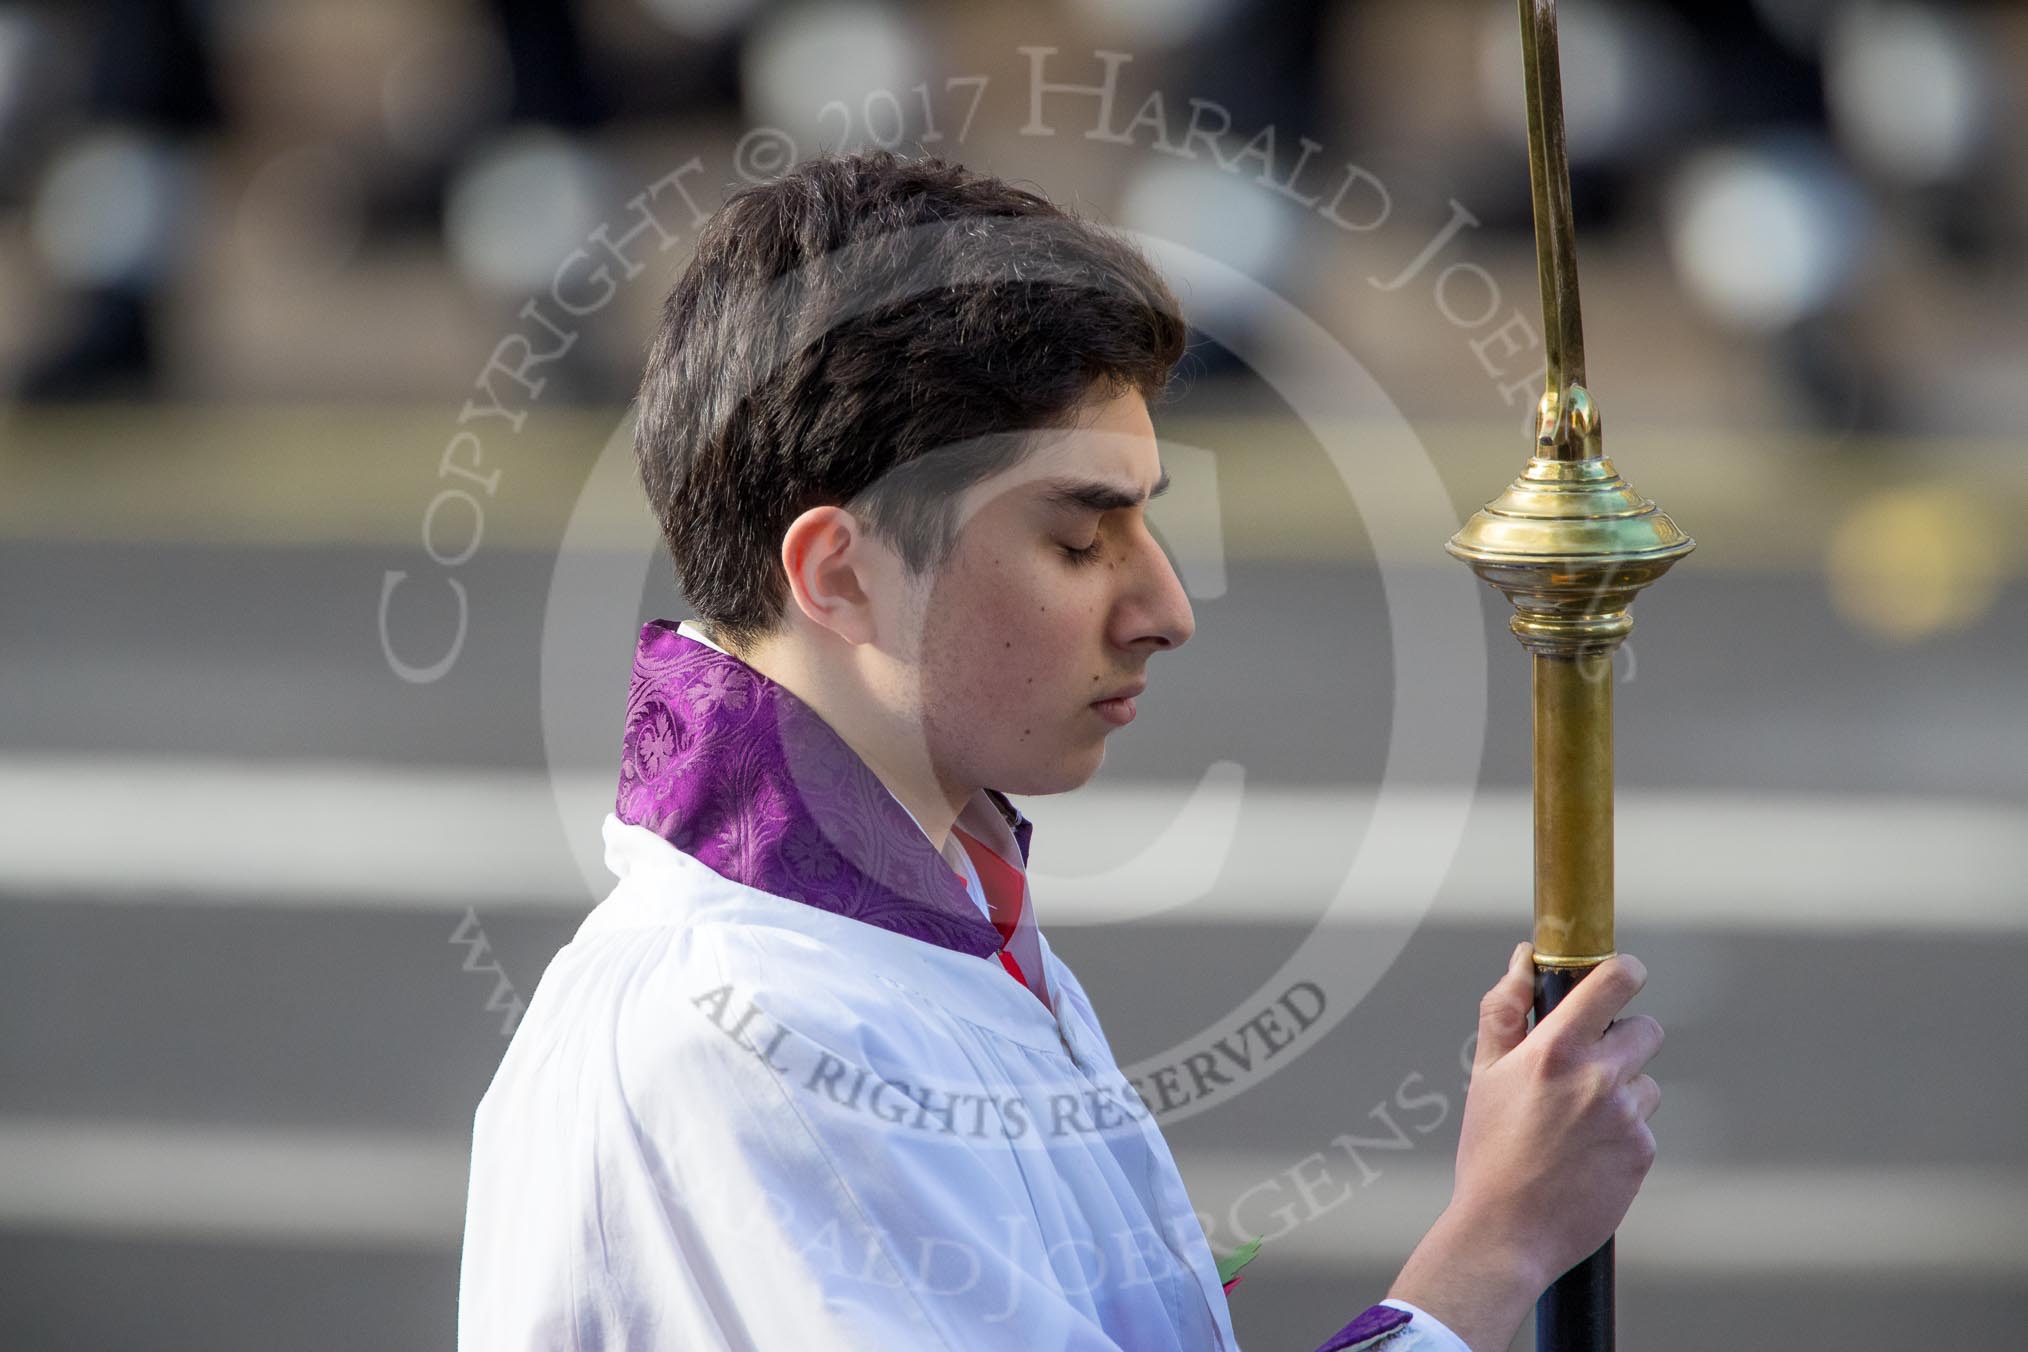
1535,953,1647,1046
1473,940,1538,1074
1625,1073,1661,1122
1599,1013,1665,1079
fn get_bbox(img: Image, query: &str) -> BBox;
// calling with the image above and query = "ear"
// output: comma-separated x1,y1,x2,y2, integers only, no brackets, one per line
779,505,881,646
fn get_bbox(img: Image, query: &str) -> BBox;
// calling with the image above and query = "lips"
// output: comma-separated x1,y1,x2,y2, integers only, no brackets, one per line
1090,694,1137,726
1089,680,1145,728
1091,680,1147,705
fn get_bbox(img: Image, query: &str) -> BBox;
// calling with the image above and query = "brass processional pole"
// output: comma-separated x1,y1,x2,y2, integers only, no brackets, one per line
1445,3,1694,1347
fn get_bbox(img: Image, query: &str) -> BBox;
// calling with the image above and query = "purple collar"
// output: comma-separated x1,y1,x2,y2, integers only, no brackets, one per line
615,619,1031,959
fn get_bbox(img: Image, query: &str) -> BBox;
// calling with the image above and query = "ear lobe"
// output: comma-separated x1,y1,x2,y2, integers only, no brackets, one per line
780,505,877,645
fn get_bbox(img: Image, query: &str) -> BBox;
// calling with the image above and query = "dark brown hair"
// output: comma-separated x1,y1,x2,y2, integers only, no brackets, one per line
633,150,1187,655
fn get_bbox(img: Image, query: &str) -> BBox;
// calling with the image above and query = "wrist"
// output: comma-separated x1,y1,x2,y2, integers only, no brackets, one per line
1385,1205,1544,1352
1437,1199,1548,1294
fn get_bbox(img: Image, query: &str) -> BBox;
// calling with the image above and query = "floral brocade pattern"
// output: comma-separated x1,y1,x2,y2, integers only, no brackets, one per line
1315,1304,1414,1350
615,619,1016,959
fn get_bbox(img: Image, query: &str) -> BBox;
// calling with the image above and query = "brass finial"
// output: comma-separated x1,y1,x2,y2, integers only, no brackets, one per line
1447,0,1694,662
1445,0,1695,976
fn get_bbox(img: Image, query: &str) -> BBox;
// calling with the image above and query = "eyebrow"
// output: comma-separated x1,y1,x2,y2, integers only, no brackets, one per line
1036,469,1171,514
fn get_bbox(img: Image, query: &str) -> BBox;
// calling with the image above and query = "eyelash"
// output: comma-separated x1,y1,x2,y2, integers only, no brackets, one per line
1059,539,1104,566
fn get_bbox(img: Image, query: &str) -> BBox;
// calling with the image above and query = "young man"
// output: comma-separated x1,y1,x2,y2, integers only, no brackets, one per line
459,151,1662,1351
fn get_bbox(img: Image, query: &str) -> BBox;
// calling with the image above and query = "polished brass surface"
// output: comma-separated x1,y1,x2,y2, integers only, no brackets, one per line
1519,0,1586,449
1445,0,1693,969
1533,656,1615,968
1446,455,1693,658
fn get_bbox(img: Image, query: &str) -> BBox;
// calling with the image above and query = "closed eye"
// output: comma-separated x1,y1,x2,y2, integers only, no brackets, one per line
1059,539,1104,566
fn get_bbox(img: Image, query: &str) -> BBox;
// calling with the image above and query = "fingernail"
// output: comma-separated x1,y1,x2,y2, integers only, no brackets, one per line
1510,941,1530,971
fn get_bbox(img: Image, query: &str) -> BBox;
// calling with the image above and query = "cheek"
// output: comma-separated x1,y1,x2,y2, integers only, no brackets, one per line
922,553,1097,716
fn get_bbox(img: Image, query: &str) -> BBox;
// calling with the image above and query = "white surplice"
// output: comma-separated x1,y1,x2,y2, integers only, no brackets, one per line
458,625,1468,1351
460,811,1236,1349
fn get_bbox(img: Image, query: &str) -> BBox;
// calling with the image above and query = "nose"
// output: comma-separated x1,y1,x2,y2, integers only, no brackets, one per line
1112,520,1195,653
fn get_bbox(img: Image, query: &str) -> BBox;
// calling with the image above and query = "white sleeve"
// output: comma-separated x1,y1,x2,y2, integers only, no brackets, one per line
1373,1297,1475,1351
1298,1295,1480,1352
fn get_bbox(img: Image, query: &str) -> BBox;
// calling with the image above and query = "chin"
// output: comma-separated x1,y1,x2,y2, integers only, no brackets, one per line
994,743,1106,797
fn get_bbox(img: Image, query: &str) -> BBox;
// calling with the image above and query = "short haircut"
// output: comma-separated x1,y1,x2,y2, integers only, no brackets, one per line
633,150,1188,656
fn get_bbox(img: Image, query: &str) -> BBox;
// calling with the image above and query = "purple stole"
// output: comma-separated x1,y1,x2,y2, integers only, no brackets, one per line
615,619,1029,961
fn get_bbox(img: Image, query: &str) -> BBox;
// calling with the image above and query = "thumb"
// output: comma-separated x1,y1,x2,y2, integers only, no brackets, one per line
1473,940,1536,1074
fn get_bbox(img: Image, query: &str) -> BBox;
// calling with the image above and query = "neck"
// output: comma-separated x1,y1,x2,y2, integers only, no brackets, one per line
737,631,969,853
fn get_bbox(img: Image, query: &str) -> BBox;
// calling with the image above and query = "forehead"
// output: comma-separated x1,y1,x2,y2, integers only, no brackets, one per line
976,390,1161,509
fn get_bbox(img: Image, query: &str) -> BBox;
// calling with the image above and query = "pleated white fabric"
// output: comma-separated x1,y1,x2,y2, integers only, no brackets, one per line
459,813,1240,1351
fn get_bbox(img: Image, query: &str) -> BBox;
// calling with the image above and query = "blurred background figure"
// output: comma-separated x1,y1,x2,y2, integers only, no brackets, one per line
9,0,221,399
0,0,2021,430
1,2,2023,1350
4,0,707,402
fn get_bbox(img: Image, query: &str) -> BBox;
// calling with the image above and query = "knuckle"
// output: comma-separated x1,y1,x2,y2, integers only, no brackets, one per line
1614,1085,1645,1128
1480,991,1524,1029
1602,955,1644,1000
1533,1035,1579,1077
1615,1015,1664,1066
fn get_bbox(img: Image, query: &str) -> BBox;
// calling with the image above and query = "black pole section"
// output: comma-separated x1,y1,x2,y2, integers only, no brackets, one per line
1533,963,1614,1351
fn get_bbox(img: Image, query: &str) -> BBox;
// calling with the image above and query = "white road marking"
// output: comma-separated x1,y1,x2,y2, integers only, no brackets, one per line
1175,1151,2028,1278
1,1116,2020,1276
0,1119,467,1249
0,756,2021,930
